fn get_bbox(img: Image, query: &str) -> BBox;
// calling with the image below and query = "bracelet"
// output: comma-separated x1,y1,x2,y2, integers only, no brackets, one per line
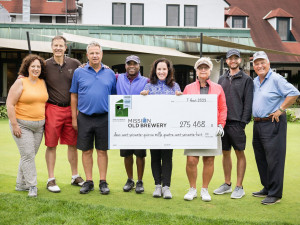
279,107,286,113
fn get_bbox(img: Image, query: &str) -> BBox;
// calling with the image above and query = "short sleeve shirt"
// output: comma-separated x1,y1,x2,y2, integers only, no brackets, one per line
45,56,81,104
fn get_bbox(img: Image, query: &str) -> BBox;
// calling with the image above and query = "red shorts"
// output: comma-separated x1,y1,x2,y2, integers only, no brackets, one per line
45,103,77,147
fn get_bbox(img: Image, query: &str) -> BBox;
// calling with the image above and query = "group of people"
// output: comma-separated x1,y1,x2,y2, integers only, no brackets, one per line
7,35,299,206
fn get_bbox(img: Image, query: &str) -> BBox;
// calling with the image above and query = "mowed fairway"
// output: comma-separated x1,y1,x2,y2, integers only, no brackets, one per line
0,119,299,224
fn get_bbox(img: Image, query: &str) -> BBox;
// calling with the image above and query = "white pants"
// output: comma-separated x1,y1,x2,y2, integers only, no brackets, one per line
10,119,45,187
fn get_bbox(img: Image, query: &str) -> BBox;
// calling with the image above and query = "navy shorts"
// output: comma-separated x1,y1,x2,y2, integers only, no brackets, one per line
77,112,108,151
120,149,147,158
221,121,246,151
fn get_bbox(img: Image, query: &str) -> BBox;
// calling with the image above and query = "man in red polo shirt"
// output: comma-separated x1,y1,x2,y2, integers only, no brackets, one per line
45,35,84,192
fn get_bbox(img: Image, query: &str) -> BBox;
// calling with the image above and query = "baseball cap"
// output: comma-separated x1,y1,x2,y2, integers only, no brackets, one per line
125,55,140,64
253,51,269,62
194,57,213,71
226,49,240,58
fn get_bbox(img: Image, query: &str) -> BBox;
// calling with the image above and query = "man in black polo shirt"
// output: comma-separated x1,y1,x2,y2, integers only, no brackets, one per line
45,35,84,193
214,49,253,199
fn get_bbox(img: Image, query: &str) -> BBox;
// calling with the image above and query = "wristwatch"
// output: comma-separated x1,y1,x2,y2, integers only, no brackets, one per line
278,107,286,113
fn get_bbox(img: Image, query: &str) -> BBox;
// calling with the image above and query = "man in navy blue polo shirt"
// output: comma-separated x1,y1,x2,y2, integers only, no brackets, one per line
70,41,116,195
116,55,148,194
252,51,299,205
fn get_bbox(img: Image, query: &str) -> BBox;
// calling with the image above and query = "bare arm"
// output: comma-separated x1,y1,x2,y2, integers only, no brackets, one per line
71,93,78,131
269,96,299,122
6,79,23,138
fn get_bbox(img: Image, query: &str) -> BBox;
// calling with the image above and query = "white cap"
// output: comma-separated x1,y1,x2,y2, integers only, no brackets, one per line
194,57,213,71
253,51,269,62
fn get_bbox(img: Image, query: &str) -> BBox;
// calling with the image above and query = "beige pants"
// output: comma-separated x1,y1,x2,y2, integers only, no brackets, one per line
10,119,45,187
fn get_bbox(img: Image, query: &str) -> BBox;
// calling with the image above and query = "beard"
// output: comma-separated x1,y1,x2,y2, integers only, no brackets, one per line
229,64,239,70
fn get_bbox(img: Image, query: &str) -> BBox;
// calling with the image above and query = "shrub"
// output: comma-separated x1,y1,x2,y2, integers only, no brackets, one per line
286,109,297,122
0,105,8,119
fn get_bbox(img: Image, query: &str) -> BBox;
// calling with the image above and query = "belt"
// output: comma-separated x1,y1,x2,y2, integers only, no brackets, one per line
48,100,70,107
90,112,108,117
253,115,272,122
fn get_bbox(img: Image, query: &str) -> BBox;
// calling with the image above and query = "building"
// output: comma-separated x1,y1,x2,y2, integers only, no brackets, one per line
1,0,259,99
0,0,80,24
226,0,300,88
80,0,228,28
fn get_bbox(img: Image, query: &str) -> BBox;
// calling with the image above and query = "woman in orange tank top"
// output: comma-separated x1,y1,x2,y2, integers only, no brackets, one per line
6,54,48,198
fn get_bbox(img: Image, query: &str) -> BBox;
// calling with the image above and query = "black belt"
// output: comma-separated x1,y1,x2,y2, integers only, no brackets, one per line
89,112,108,117
48,100,70,107
253,115,272,122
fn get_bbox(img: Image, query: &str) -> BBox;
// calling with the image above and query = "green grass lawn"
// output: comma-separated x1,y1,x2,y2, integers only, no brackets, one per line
0,119,299,224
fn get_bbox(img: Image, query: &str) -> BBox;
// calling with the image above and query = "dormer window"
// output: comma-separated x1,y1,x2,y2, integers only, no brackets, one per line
264,8,295,41
232,16,246,28
277,18,290,41
225,7,248,29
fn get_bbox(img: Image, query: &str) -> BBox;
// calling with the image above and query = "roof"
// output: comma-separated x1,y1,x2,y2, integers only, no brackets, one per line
264,8,294,20
0,0,76,15
225,6,248,16
226,0,300,63
0,23,255,55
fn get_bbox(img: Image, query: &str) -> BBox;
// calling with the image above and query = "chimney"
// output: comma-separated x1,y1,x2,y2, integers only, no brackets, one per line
23,0,30,22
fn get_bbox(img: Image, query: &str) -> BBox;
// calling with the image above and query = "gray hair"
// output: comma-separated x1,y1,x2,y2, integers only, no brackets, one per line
86,41,102,52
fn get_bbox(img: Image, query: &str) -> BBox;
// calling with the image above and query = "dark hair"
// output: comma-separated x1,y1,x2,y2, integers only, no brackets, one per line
18,54,46,80
51,35,67,46
149,58,175,88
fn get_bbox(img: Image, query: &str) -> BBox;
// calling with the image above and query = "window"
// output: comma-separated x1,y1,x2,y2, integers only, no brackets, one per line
130,3,144,25
112,3,126,25
166,4,179,26
232,16,246,28
56,16,66,23
10,15,16,22
277,18,290,41
40,16,52,23
184,5,197,27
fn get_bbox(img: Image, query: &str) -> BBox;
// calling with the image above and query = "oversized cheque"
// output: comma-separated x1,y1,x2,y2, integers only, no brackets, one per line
109,95,218,149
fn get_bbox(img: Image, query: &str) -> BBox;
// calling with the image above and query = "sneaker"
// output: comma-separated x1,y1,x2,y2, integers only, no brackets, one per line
184,187,197,201
123,179,135,192
213,183,232,195
201,188,211,202
99,181,110,195
152,185,162,198
252,189,268,198
47,179,61,193
135,180,144,194
28,186,37,197
15,184,29,191
261,196,281,205
231,186,245,199
80,181,94,194
162,186,172,199
71,176,85,187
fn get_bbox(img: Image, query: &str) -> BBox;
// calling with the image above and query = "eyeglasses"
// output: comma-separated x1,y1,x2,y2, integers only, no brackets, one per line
197,66,210,71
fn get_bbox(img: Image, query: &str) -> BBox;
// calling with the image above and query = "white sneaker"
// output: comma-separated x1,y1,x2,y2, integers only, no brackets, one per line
184,187,197,201
153,185,162,197
162,186,172,199
28,186,37,197
201,188,211,202
47,179,61,193
231,186,245,199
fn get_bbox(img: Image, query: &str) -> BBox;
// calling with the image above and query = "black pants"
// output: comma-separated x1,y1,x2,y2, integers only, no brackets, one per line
150,149,173,187
252,114,287,198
